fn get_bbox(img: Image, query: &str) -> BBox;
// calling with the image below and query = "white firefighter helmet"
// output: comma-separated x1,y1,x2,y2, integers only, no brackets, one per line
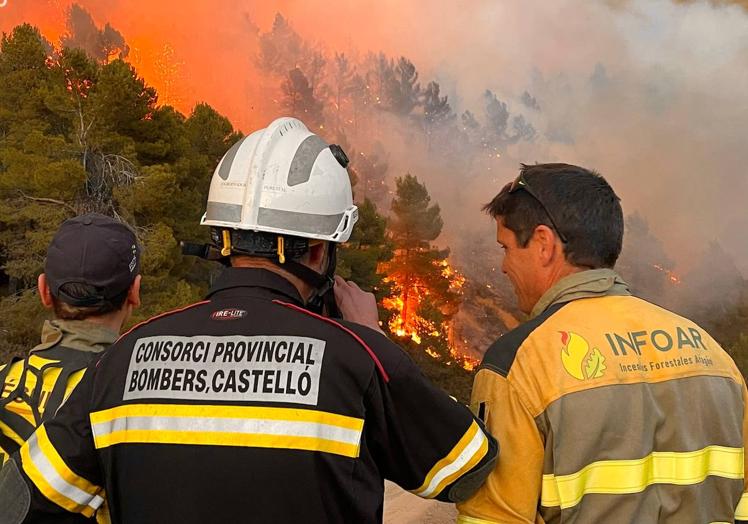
201,117,358,243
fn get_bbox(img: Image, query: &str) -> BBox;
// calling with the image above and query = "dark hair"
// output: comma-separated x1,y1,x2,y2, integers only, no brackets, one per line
483,163,623,268
52,282,129,321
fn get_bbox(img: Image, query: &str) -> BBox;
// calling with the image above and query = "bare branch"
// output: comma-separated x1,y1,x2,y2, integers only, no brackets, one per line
16,190,77,214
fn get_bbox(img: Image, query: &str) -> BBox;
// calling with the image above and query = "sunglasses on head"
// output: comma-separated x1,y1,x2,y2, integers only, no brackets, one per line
508,173,569,243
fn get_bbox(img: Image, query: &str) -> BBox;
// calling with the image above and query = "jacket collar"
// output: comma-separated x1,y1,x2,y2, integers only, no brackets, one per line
530,268,631,319
206,267,304,306
31,319,118,354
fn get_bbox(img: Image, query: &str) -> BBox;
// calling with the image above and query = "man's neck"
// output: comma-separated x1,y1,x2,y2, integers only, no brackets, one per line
78,310,127,334
545,263,585,294
230,258,312,302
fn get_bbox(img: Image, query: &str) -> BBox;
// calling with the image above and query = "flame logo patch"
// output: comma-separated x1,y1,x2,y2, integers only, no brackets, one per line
560,331,606,381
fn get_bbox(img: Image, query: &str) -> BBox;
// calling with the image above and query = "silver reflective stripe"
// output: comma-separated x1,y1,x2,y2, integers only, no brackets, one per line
92,416,362,446
217,136,248,180
206,201,243,222
26,433,104,511
287,135,329,186
417,429,487,498
257,208,343,235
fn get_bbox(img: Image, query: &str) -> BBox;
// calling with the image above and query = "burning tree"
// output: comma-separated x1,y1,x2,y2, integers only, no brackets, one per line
382,175,466,364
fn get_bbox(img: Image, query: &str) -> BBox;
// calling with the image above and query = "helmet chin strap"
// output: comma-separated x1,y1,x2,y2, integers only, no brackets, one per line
277,243,340,318
181,239,340,317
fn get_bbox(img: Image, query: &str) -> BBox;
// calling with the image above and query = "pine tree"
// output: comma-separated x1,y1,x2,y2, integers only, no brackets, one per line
0,24,238,361
386,57,421,115
421,81,455,149
352,142,389,208
482,90,536,146
337,199,393,303
281,67,324,130
484,89,510,138
363,52,393,111
385,175,461,358
330,53,356,137
61,4,129,64
256,13,305,77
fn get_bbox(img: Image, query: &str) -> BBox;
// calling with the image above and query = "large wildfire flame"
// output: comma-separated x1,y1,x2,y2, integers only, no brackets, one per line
381,258,478,371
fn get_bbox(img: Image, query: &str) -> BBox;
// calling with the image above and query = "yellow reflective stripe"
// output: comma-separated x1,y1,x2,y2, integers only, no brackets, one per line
457,515,500,524
20,427,103,517
90,404,365,459
411,420,489,498
95,430,359,457
90,403,363,431
36,426,101,496
20,443,92,516
542,445,744,509
429,430,488,498
736,491,748,519
413,421,479,494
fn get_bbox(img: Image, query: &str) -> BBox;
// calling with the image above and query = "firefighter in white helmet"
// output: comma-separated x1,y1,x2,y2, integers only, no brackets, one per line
0,117,497,524
192,116,359,316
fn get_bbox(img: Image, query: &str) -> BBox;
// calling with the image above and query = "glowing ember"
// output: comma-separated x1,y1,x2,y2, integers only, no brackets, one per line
653,264,682,285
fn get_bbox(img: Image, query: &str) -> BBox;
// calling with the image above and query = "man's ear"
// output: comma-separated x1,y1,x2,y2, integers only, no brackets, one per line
533,225,562,266
127,275,142,309
308,242,327,272
37,274,54,310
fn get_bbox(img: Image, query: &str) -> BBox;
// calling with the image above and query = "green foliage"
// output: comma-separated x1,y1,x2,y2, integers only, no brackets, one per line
0,24,238,359
338,199,392,289
0,290,49,361
390,174,443,248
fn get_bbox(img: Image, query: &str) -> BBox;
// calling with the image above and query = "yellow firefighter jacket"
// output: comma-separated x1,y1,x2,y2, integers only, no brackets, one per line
457,269,748,524
0,319,116,465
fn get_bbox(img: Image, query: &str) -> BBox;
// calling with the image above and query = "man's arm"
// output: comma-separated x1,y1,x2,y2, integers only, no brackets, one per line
457,369,545,523
352,325,498,503
0,368,103,524
335,280,498,501
736,378,748,524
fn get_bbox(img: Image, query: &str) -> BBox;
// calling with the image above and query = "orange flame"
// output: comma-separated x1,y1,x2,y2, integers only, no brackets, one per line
381,258,475,371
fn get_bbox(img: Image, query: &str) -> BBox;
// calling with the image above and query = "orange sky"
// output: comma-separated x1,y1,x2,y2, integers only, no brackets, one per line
0,0,436,131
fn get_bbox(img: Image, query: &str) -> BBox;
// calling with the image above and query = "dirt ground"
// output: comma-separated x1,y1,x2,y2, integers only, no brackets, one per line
383,481,458,524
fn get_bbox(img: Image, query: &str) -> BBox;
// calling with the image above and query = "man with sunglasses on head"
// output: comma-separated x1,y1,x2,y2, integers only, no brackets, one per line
456,163,748,523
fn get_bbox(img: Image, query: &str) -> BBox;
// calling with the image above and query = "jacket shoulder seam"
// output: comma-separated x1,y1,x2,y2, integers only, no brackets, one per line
116,300,211,342
480,302,567,376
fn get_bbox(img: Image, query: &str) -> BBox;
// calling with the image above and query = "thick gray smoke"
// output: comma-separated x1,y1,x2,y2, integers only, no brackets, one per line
354,0,748,278
2,0,746,322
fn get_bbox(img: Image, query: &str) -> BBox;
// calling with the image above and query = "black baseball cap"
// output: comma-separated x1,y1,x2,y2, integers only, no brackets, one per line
45,214,140,307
